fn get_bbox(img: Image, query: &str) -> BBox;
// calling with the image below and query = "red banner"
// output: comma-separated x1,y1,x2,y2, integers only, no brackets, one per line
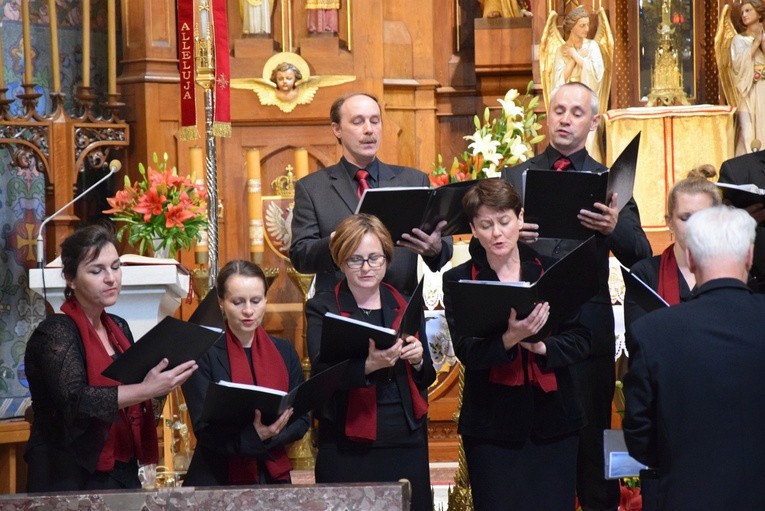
211,0,231,137
177,0,197,141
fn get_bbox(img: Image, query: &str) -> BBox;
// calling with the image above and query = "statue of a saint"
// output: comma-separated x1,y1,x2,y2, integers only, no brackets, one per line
240,0,276,36
306,0,340,34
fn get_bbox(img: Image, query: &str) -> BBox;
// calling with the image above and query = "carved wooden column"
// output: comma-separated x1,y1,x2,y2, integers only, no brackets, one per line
119,0,182,179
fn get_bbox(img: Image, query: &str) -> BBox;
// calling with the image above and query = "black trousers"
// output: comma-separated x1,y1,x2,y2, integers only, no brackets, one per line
463,433,579,511
572,354,620,511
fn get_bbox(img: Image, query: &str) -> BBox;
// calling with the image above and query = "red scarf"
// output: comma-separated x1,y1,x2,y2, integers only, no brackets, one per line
225,325,292,484
470,264,559,392
334,281,428,442
657,243,682,305
60,299,158,472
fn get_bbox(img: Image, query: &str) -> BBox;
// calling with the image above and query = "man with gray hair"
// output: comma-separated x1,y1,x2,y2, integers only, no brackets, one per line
623,205,764,510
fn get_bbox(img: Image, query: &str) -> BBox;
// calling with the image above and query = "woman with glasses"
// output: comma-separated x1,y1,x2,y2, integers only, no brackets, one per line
305,213,436,511
442,179,591,511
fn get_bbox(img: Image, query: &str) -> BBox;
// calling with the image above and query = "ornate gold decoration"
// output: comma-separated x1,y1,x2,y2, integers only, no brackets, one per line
447,363,474,511
230,52,355,113
286,267,318,469
262,165,297,261
646,0,690,106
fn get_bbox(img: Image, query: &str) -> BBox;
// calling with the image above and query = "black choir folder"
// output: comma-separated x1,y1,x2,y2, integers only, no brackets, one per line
620,266,669,313
354,180,476,241
102,316,223,384
319,278,425,363
523,132,641,240
716,182,765,209
200,360,350,425
447,236,599,340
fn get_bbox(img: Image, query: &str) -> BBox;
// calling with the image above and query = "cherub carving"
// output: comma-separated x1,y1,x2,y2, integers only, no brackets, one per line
715,2,765,155
230,52,355,113
540,7,613,161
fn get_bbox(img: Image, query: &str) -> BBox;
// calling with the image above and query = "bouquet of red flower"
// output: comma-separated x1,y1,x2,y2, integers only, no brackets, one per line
104,152,208,257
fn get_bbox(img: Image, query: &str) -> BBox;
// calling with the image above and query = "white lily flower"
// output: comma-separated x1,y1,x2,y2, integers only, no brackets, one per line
466,132,500,157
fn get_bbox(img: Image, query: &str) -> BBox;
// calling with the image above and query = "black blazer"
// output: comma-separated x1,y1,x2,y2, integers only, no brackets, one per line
24,314,139,492
719,150,765,280
623,254,692,355
442,241,591,443
305,281,436,448
502,147,652,355
181,334,309,486
623,278,765,510
289,159,453,296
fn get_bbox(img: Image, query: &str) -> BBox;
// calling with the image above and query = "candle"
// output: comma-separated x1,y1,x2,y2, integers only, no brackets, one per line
22,0,32,84
189,147,204,177
82,0,90,88
247,149,261,182
48,0,60,92
199,0,210,40
107,0,115,95
294,148,309,180
246,149,264,258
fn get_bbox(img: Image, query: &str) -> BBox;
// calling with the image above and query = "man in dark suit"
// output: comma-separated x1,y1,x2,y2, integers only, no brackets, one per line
290,92,452,295
623,205,765,510
502,82,651,511
718,149,765,285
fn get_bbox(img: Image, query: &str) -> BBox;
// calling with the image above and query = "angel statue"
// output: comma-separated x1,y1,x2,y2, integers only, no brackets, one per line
715,2,765,156
230,52,355,113
239,0,276,35
540,6,613,163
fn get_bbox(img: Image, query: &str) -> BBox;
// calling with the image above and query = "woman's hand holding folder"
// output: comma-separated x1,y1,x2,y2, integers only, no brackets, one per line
501,301,551,350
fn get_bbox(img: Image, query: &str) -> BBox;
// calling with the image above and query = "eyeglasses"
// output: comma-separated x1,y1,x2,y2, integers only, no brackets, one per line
345,253,387,269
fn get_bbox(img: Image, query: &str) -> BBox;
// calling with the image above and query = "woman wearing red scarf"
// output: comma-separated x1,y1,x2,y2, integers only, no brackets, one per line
624,166,721,354
442,179,591,511
24,225,197,492
306,214,436,511
182,260,309,485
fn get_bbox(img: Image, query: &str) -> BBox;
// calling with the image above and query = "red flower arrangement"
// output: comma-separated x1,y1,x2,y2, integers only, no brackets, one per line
104,152,208,257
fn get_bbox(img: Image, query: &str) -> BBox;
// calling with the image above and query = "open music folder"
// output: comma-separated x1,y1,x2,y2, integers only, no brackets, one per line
318,278,425,363
523,132,641,240
102,316,223,384
355,180,476,241
200,360,350,425
447,236,599,340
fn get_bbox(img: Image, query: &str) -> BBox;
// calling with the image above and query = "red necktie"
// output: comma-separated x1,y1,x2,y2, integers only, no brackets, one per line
355,169,370,198
552,156,572,172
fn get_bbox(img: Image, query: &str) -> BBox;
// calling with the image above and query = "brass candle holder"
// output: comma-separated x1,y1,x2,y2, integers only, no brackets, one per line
286,267,317,469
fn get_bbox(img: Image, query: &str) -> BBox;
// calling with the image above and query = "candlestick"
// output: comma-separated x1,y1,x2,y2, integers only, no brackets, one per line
294,148,309,180
107,0,116,95
82,0,91,88
22,0,32,84
189,147,204,177
48,0,60,92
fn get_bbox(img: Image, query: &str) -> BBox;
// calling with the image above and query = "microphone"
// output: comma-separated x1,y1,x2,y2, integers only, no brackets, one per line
35,160,122,268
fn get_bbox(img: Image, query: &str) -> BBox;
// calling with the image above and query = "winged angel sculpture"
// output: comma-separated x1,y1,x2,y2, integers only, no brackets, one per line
230,52,355,113
540,7,613,162
715,3,765,155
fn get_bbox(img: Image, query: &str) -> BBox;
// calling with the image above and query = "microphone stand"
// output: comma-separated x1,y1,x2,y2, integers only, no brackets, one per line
36,161,121,268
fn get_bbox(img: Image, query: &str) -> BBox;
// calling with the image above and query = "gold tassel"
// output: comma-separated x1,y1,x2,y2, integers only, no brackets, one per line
212,122,232,138
179,126,199,141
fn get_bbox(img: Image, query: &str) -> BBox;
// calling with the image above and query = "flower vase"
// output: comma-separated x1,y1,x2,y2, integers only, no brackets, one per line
151,238,171,259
